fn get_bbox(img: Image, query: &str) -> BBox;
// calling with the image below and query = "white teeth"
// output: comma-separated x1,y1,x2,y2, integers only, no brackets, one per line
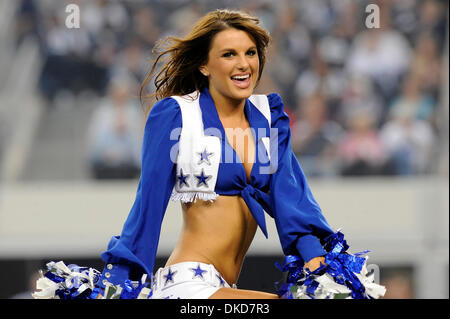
231,74,250,80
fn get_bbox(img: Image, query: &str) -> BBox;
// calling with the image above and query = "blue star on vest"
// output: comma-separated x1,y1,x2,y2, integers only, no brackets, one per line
177,168,190,188
197,147,214,165
195,169,212,188
216,274,226,287
190,264,207,280
163,268,177,286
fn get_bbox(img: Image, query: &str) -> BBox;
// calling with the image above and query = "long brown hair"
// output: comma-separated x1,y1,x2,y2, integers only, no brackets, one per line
139,8,272,117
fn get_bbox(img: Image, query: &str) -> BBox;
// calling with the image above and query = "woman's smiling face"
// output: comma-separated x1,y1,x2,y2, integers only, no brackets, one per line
200,28,260,104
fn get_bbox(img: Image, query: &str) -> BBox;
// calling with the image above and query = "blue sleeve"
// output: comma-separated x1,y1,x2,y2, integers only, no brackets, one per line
97,97,182,286
268,93,334,264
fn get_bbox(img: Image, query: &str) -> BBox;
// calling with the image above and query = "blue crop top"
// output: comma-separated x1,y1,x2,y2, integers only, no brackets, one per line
98,87,334,286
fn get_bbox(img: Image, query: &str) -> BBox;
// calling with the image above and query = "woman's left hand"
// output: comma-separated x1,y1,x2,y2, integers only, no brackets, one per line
304,256,326,272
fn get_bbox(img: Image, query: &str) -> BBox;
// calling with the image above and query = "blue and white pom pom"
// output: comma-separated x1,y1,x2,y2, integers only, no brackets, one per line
276,230,386,299
32,261,152,299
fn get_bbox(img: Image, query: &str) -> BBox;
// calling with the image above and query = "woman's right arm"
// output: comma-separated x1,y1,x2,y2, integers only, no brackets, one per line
97,97,182,288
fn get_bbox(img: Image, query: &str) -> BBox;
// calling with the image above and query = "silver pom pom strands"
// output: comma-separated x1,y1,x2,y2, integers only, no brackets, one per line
32,261,151,299
276,230,386,299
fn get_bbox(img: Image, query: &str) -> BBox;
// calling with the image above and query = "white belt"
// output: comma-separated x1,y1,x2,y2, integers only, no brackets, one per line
152,262,232,291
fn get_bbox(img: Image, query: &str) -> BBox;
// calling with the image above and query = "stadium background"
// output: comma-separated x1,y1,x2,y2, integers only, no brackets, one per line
0,0,448,299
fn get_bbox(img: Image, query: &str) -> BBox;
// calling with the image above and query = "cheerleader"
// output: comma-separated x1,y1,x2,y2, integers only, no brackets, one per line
34,9,385,300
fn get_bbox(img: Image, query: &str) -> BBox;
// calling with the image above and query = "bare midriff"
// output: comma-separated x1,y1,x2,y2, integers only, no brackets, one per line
165,195,257,286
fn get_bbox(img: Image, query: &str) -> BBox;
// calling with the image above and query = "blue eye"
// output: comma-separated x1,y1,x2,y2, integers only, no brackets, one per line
222,50,257,58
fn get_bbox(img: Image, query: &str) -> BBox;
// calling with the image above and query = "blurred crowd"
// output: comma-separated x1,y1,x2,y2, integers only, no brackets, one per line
14,0,448,179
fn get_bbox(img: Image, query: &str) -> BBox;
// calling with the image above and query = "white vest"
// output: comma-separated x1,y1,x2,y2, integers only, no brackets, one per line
170,91,271,203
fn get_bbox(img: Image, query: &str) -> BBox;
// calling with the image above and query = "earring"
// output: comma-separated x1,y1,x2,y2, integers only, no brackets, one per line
199,68,209,77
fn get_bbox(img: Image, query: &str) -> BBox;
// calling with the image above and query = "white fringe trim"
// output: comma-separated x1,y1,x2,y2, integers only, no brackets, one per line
170,190,219,203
